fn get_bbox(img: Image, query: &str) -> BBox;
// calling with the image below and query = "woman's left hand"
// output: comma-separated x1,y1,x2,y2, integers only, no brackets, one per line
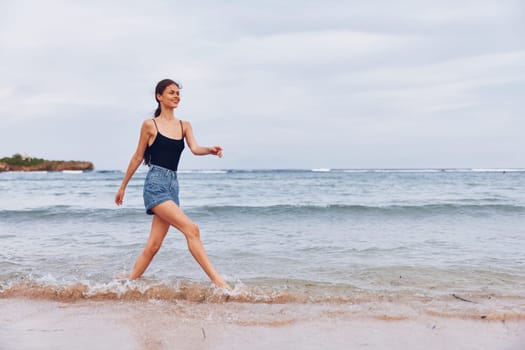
115,188,125,206
209,146,223,158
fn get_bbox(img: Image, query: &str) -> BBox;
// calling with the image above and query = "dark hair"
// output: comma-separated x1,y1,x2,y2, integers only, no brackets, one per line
153,79,182,117
144,79,182,166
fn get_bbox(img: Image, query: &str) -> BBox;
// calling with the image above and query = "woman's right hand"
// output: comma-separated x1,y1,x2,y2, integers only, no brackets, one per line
115,188,125,206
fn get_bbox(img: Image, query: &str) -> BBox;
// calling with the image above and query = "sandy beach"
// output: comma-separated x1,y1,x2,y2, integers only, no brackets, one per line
1,298,524,350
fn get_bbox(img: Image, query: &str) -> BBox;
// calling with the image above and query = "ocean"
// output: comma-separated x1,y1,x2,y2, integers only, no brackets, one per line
1,168,525,320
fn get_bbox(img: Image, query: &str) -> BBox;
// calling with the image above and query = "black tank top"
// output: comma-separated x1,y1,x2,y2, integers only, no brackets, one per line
146,119,185,171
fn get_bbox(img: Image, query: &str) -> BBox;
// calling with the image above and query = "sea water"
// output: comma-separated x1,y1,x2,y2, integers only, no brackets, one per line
1,168,524,317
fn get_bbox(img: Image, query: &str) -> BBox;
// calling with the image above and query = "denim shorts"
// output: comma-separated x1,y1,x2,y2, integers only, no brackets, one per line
143,165,180,215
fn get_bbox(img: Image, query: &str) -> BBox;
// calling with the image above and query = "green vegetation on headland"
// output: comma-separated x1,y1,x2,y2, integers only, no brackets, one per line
0,154,94,172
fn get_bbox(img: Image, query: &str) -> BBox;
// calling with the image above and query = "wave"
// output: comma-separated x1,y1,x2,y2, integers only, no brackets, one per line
0,279,346,304
470,168,525,173
187,203,525,217
190,168,525,174
1,203,524,221
366,168,525,173
0,207,143,221
96,170,123,174
5,169,525,177
311,168,331,172
340,168,525,173
179,170,229,174
1,279,524,321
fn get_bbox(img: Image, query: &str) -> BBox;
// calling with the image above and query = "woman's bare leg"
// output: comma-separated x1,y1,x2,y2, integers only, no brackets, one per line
152,200,231,289
130,214,170,279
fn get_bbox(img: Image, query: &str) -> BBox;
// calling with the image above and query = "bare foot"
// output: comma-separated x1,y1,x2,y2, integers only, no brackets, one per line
214,280,232,290
117,272,130,279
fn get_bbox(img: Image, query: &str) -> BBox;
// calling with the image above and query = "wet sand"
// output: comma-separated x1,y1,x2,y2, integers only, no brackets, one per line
1,298,524,350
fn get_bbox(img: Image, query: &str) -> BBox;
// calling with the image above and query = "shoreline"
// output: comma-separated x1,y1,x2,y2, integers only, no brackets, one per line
1,298,524,350
2,278,525,320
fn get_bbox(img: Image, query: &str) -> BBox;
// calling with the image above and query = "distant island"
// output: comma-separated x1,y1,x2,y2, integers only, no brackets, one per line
0,153,94,172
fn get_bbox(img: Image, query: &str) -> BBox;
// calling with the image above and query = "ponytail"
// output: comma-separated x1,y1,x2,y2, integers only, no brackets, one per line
154,101,161,118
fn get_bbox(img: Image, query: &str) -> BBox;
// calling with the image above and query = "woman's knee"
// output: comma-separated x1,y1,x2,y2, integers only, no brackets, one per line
185,223,201,241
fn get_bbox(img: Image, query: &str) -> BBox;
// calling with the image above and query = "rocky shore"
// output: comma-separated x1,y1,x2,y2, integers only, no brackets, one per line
0,155,94,172
0,161,94,172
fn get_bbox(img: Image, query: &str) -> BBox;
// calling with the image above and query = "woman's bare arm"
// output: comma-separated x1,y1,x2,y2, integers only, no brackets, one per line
115,120,155,205
183,121,223,158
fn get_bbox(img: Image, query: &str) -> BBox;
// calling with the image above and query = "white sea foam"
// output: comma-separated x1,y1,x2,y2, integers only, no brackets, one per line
311,168,331,172
471,168,525,173
179,169,228,174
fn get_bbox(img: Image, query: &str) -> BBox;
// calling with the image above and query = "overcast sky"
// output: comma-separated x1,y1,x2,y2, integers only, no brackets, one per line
1,0,523,170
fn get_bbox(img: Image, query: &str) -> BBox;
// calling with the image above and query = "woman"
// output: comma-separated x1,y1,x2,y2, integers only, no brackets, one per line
115,79,230,289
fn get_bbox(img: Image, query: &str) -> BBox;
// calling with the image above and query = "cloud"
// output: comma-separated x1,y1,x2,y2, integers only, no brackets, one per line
342,50,525,115
220,30,411,67
0,0,523,169
354,50,525,87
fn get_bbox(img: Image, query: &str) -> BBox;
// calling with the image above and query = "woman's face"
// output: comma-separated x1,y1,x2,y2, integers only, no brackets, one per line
157,84,180,109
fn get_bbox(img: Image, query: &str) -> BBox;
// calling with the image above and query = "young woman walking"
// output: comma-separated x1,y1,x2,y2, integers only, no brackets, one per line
115,79,230,289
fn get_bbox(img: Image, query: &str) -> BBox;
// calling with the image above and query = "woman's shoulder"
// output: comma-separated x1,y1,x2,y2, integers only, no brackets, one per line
181,120,193,130
140,118,157,134
141,118,157,126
